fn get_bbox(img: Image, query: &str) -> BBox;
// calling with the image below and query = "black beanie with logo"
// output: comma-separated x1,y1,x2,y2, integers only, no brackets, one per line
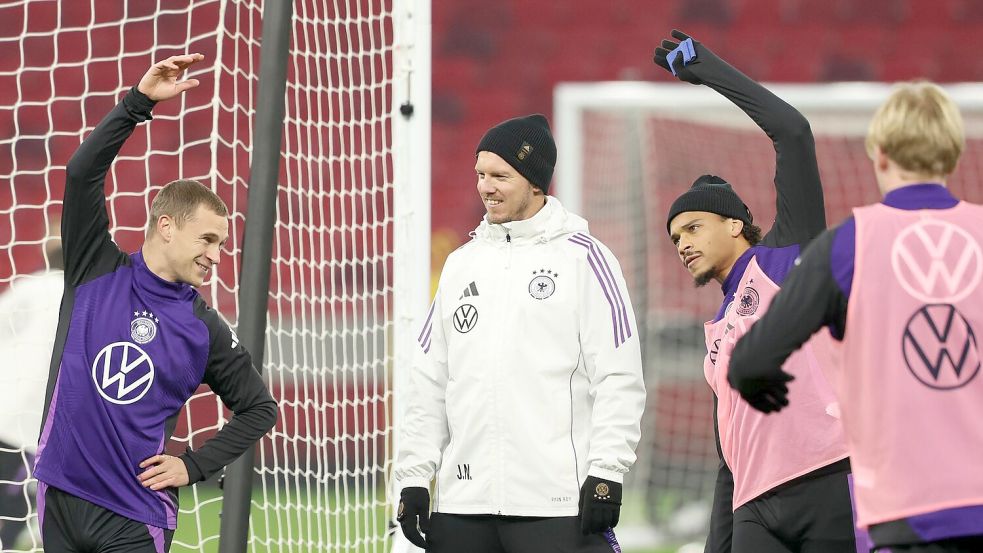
666,174,753,234
476,114,557,193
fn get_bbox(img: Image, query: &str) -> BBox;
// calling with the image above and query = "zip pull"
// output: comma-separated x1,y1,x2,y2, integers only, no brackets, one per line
506,232,512,268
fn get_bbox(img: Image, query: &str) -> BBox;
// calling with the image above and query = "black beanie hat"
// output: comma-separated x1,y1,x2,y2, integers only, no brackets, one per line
476,114,557,193
666,175,753,234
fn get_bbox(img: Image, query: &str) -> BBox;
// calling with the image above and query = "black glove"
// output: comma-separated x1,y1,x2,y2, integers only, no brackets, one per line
737,372,795,413
396,487,430,548
653,29,708,84
578,475,622,535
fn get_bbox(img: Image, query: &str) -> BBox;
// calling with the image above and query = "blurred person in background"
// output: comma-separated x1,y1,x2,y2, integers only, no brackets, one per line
730,82,983,553
393,114,646,552
658,29,860,553
0,217,61,548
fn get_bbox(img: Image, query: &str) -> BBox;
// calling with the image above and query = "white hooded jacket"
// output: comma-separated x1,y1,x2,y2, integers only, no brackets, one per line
394,197,646,516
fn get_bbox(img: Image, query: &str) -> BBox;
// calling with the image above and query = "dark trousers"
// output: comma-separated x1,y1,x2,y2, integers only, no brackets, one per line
427,513,620,553
732,468,861,553
38,483,174,553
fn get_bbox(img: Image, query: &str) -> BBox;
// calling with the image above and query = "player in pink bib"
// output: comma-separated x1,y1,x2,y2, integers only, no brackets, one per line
730,83,983,553
656,30,859,553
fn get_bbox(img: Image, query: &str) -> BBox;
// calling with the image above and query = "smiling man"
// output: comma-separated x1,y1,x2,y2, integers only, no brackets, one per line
32,55,276,553
393,114,646,553
658,30,858,553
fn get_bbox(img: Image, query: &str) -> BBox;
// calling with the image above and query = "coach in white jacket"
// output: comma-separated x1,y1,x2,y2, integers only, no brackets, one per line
394,114,646,553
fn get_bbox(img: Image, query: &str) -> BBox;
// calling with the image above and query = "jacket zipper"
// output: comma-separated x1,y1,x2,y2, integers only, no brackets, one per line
505,233,512,268
497,231,512,513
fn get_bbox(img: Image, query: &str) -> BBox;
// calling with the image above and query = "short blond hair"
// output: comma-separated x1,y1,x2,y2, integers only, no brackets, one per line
865,82,965,177
146,179,229,235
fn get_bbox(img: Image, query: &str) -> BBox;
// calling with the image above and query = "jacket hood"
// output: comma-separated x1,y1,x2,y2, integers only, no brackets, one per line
472,196,588,245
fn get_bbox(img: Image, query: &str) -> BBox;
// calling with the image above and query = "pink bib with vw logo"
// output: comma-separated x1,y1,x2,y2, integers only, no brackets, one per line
704,257,849,509
844,202,983,527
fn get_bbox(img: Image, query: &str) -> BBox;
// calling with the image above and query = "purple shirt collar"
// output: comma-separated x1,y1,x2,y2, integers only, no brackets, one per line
721,247,755,299
132,250,196,300
882,183,958,210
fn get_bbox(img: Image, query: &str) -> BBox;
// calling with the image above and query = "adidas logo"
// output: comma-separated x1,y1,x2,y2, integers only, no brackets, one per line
459,281,479,300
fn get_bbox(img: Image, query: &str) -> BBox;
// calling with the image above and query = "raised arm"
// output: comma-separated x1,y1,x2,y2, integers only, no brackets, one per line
654,30,825,247
62,54,204,285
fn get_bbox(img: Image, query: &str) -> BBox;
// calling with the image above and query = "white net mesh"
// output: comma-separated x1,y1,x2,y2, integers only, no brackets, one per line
0,1,395,551
557,82,983,541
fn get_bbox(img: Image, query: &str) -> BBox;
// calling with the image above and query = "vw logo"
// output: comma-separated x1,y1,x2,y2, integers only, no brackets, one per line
892,219,983,303
902,304,980,390
453,304,478,333
91,341,155,405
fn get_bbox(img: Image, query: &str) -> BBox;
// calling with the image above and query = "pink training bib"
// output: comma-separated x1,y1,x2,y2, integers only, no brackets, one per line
843,202,983,527
704,256,849,509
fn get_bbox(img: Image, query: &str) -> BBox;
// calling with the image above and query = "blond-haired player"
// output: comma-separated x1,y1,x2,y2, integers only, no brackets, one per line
731,82,983,553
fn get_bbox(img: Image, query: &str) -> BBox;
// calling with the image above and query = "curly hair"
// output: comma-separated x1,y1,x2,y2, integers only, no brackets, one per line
742,221,762,246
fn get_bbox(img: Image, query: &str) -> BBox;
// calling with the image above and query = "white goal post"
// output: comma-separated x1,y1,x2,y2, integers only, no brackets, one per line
553,81,983,539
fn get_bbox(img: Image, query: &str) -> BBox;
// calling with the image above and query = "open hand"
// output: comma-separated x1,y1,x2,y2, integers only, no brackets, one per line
138,454,190,490
137,53,205,101
653,29,703,84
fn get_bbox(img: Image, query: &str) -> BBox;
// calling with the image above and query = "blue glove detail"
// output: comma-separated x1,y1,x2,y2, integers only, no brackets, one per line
667,38,697,76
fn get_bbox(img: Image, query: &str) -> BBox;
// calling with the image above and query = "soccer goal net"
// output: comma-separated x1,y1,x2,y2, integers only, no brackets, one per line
1,1,427,552
554,81,983,540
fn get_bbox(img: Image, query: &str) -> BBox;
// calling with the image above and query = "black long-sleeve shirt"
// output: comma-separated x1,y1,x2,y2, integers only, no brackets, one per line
32,88,277,529
670,39,828,553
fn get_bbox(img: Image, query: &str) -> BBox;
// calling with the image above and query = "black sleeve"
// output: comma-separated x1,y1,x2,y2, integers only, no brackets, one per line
727,227,847,397
180,298,278,483
705,396,733,553
62,87,157,286
687,46,825,247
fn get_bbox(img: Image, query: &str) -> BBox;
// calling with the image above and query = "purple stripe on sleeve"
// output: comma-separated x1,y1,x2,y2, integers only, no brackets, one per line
569,234,629,347
35,369,63,459
572,234,631,329
36,480,47,542
417,302,435,343
585,253,623,345
147,524,166,553
571,234,632,341
421,321,433,347
571,236,623,342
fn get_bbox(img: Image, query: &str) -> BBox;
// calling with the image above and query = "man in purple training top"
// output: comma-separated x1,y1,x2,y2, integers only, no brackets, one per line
32,54,277,552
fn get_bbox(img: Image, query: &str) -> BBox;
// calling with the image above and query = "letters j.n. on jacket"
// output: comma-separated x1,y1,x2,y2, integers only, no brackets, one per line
394,197,646,516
